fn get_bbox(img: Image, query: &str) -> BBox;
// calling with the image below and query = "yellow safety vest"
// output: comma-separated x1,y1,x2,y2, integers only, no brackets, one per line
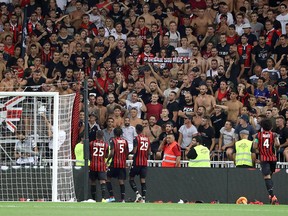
235,139,253,167
188,145,211,167
74,143,90,166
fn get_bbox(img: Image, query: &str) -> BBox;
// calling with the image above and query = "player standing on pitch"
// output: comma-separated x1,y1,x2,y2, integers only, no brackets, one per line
129,124,151,203
253,118,280,205
106,127,129,202
89,131,109,202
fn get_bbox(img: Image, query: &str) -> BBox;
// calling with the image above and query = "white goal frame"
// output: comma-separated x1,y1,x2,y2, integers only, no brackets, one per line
0,92,61,202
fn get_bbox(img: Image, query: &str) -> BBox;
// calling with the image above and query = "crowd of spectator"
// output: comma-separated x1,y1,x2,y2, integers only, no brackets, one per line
0,0,288,163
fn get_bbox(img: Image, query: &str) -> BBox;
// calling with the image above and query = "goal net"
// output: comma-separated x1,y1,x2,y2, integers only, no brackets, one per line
0,92,76,202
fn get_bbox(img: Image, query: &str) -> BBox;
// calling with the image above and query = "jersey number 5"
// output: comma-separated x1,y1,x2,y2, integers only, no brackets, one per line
140,141,148,151
93,147,104,156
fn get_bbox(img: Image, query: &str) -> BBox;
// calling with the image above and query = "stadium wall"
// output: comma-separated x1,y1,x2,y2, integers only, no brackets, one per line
74,167,288,204
1,167,287,203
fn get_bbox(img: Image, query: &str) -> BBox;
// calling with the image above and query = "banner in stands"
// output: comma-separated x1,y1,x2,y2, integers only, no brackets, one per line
143,57,190,64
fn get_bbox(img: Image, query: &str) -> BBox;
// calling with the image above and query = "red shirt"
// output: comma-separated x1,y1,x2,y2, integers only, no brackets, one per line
189,0,207,9
97,77,113,93
237,44,253,68
146,103,163,121
226,35,239,45
109,137,129,168
133,134,151,167
257,131,277,162
4,45,14,56
90,139,109,172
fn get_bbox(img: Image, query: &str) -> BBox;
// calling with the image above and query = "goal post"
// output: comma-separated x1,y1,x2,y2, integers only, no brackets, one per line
0,92,76,202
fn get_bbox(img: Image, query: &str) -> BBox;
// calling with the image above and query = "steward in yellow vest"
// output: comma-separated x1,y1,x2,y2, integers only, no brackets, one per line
233,130,254,168
74,136,90,166
186,136,211,167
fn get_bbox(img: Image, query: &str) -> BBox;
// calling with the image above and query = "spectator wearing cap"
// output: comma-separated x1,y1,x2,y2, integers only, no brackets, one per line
234,114,257,142
233,129,254,168
241,23,257,46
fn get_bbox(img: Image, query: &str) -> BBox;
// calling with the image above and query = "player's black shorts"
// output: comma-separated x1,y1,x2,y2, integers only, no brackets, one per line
260,161,276,176
129,166,147,178
107,167,126,180
89,171,107,181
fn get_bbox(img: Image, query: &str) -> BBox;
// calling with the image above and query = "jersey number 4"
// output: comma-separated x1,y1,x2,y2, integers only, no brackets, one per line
93,147,104,156
263,139,270,149
140,141,148,151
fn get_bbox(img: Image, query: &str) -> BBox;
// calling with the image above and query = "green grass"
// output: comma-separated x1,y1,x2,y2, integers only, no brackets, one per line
0,202,287,216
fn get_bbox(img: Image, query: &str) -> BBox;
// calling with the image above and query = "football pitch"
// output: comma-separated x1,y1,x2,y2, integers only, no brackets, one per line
0,202,287,216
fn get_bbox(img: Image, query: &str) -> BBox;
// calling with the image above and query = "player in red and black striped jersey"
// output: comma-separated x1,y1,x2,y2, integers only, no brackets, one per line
89,130,109,202
129,124,151,203
106,127,129,202
253,118,280,205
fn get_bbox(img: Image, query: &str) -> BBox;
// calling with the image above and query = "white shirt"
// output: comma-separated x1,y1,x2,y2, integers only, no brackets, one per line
219,127,235,146
126,100,143,118
276,13,288,34
111,32,127,41
165,31,181,48
179,124,198,148
175,47,192,57
164,87,180,98
49,130,66,150
216,12,234,25
122,125,137,152
206,69,218,77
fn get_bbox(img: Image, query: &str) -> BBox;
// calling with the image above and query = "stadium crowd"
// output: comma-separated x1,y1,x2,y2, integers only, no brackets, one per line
0,0,288,166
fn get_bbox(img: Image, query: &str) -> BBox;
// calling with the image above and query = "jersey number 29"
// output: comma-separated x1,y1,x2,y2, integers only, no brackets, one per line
140,141,148,151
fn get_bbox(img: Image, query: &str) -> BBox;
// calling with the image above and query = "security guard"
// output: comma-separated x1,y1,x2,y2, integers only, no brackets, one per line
186,136,211,167
234,130,254,168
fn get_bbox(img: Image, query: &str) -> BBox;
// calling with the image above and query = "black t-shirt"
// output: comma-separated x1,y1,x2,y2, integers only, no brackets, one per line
211,112,227,139
45,60,61,78
56,62,72,78
275,126,288,145
178,85,198,105
25,77,46,92
277,77,288,96
166,101,179,120
178,102,194,127
108,11,124,24
252,44,271,69
274,45,288,62
198,125,215,149
216,43,230,59
157,118,176,128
